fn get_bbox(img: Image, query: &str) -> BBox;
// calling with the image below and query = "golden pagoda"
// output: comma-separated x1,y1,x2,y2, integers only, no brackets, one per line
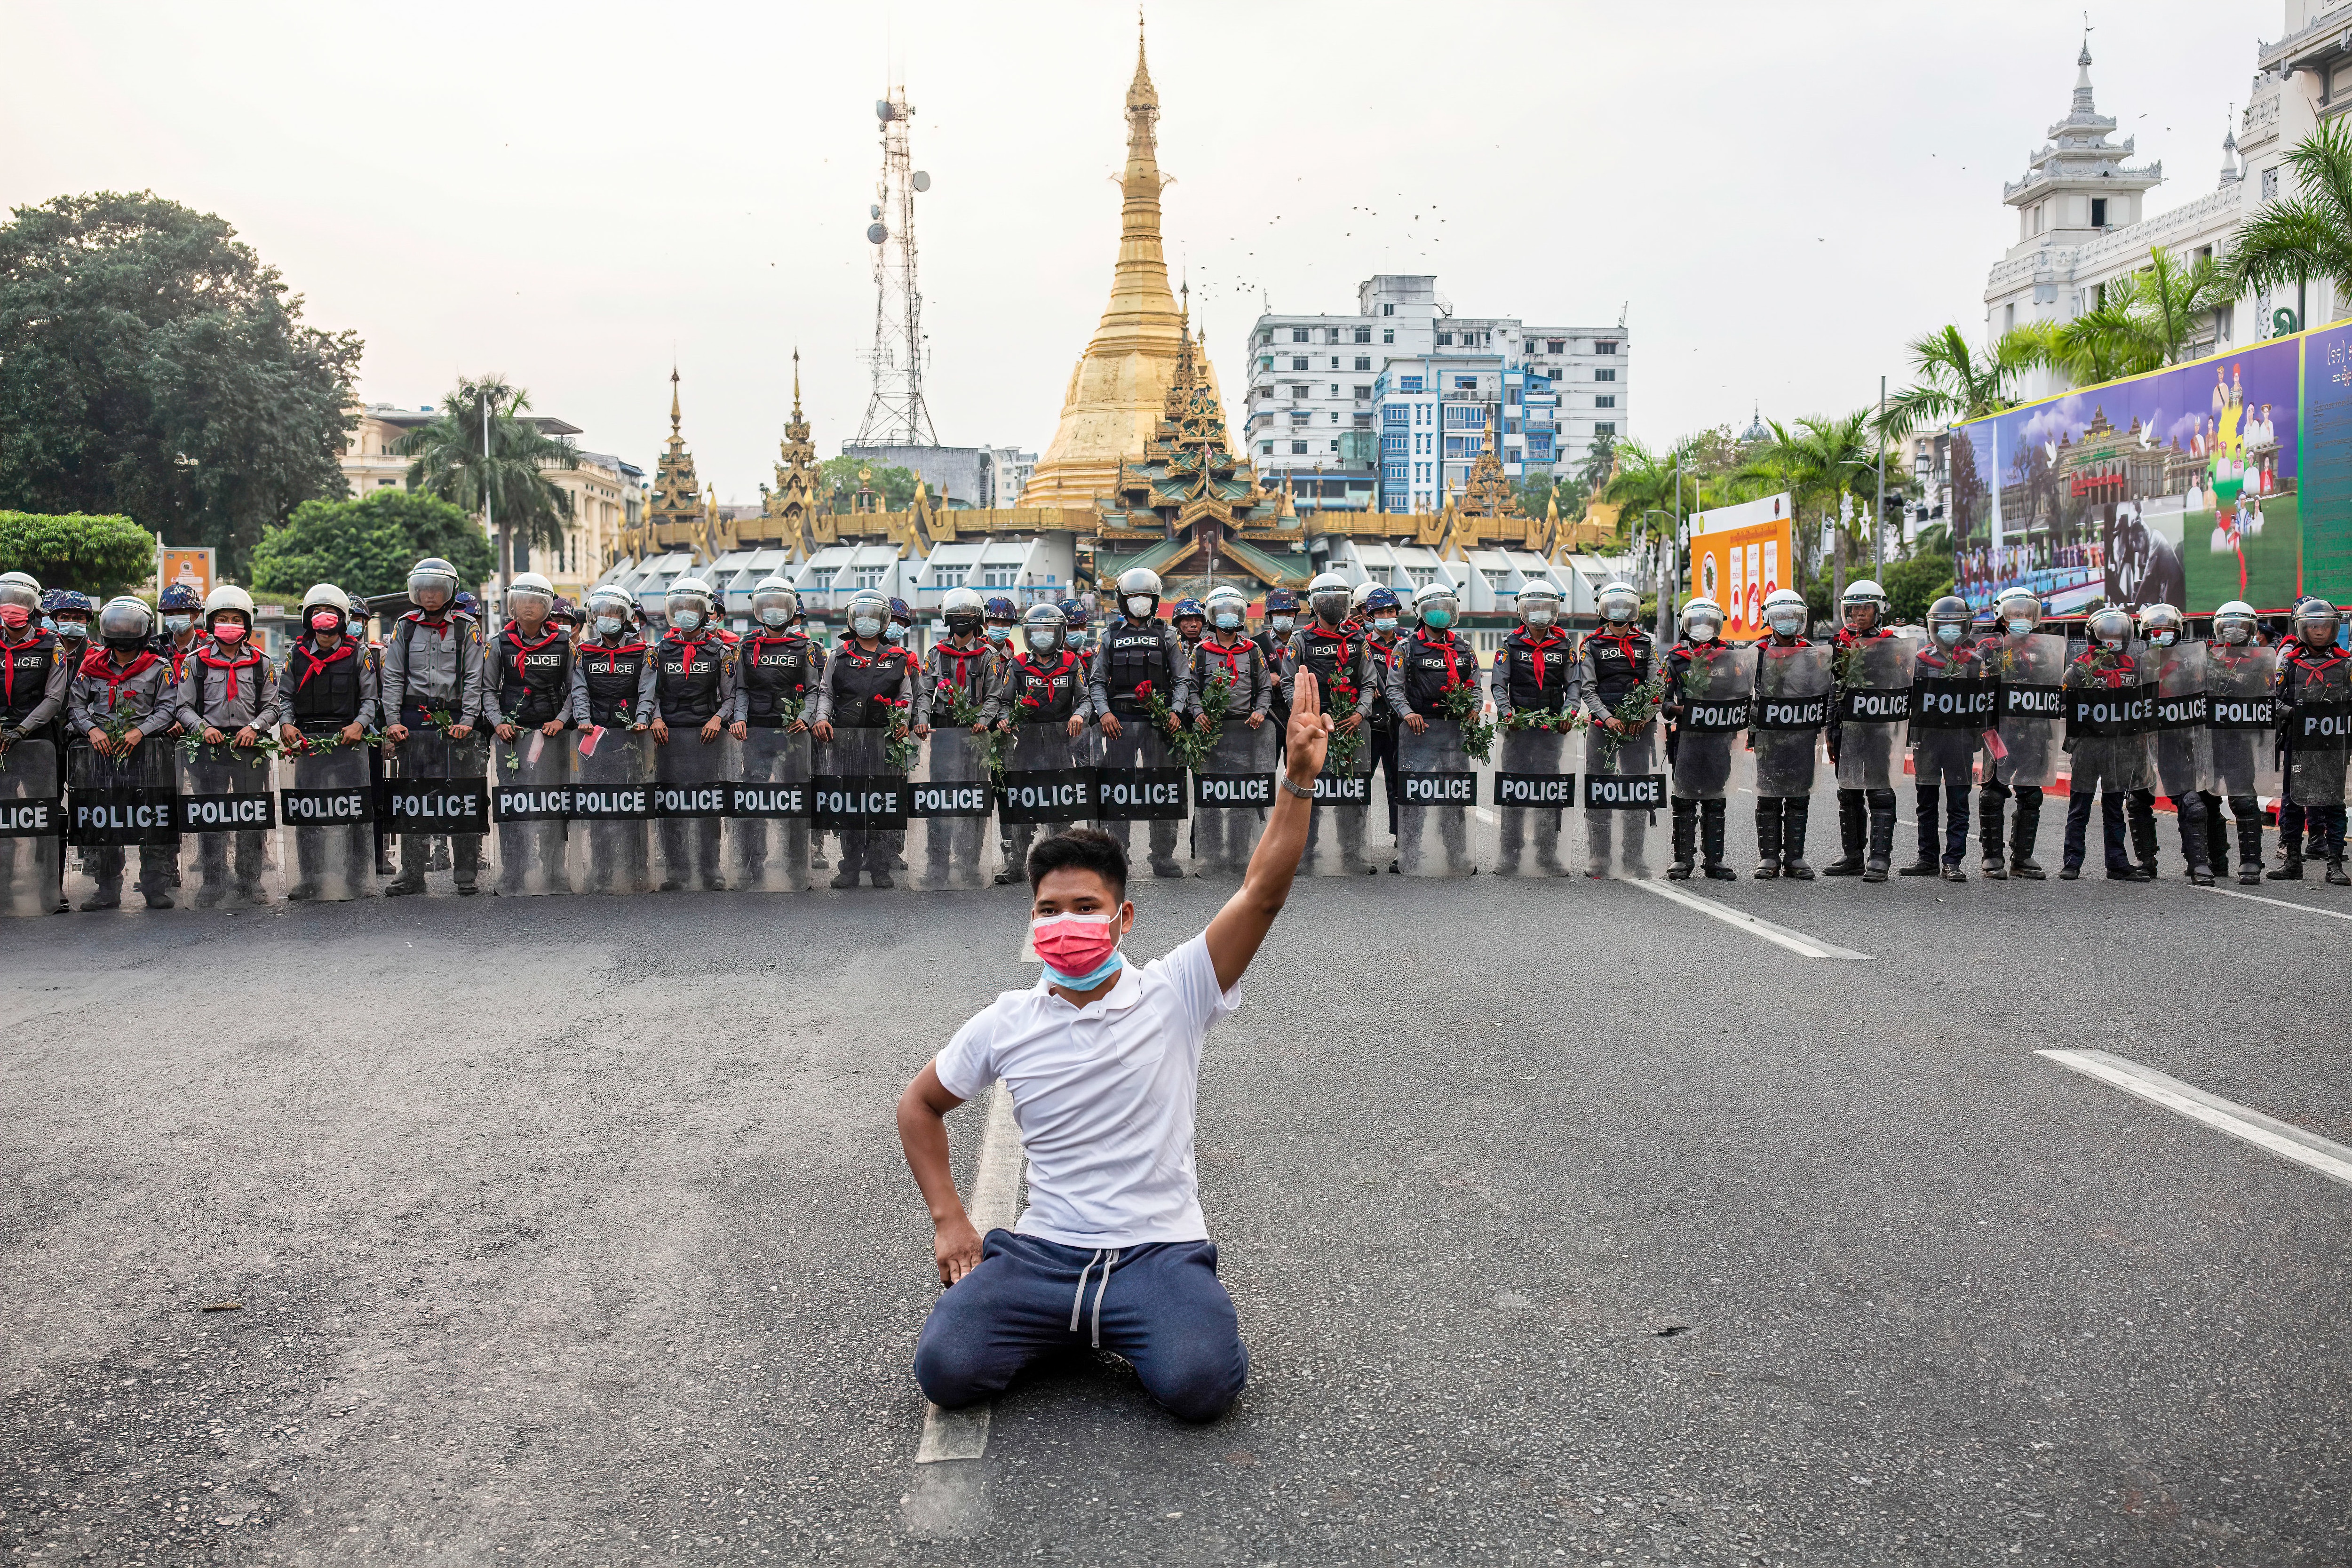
1018,19,1221,511
759,349,827,554
622,368,707,560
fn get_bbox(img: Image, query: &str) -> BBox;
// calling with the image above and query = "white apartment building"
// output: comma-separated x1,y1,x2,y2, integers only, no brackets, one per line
1984,3,2352,386
1241,275,1628,506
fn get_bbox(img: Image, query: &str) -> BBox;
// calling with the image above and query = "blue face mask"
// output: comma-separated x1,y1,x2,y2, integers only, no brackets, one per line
671,610,702,634
1213,612,1241,631
2005,618,2034,637
985,625,1012,644
760,608,790,628
1422,608,1454,630
595,616,625,637
1042,950,1125,991
1270,616,1294,634
885,623,907,643
1373,615,1398,634
852,616,883,639
1935,625,1964,647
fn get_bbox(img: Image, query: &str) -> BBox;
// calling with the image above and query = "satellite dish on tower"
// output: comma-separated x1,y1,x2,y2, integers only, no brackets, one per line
867,223,889,245
870,203,882,219
876,100,896,122
912,170,931,192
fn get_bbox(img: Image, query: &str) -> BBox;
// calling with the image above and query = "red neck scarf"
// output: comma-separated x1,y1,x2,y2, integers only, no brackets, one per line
293,637,357,693
589,637,648,674
1415,630,1463,688
196,639,263,702
1015,649,1077,684
1513,628,1566,689
934,639,989,693
1199,637,1255,681
81,646,159,695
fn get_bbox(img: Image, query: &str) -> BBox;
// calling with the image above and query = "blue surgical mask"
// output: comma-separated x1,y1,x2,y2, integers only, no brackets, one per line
1270,616,1294,634
1373,616,1398,634
1422,608,1454,630
164,615,192,635
852,616,883,639
1213,612,1241,631
671,610,702,633
595,615,624,637
1042,949,1124,991
1935,625,1963,647
885,623,907,643
985,625,1012,644
760,607,789,628
1767,612,1804,636
2005,618,2035,637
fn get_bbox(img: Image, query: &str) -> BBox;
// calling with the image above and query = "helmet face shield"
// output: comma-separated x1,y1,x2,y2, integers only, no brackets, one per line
97,597,152,645
751,582,798,627
408,561,458,611
1597,584,1638,624
1022,603,1066,653
1518,584,1560,627
847,590,890,640
2089,607,2133,648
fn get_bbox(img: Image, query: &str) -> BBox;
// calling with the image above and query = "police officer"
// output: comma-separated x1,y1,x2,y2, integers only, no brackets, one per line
2136,602,2214,885
1188,583,1275,876
2203,599,2269,884
568,585,659,894
1254,587,1298,747
46,591,93,656
1360,585,1406,846
175,585,280,906
486,572,574,895
68,597,180,910
1578,580,1658,877
1172,597,1207,667
916,585,997,887
727,577,820,889
153,582,205,679
276,583,379,900
1384,581,1480,875
650,577,735,892
0,572,71,914
1661,594,1737,880
1750,586,1820,878
1979,587,2054,880
813,588,915,889
1824,579,1901,881
2269,596,2350,883
1899,595,1986,882
1287,571,1378,874
2060,605,2152,881
1488,579,1578,876
381,557,487,895
1060,597,1094,662
1088,567,1191,878
985,600,1092,884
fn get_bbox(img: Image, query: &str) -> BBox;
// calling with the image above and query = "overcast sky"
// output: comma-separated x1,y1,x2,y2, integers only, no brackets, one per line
6,0,2277,498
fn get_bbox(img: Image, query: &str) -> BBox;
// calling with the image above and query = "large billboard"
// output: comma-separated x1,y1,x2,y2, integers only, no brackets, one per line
1951,324,2351,615
1689,492,1794,640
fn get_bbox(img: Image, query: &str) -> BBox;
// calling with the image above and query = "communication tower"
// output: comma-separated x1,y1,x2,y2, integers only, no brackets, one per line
855,85,938,446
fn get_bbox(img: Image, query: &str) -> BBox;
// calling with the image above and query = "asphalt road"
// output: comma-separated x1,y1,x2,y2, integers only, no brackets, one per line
4,831,2348,1566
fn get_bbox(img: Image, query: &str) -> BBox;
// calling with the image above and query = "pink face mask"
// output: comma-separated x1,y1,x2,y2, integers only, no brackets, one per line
0,605,28,630
1031,911,1122,984
310,611,341,633
214,623,247,643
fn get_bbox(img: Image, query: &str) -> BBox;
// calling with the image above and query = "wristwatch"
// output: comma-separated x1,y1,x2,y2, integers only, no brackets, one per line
1279,774,1314,800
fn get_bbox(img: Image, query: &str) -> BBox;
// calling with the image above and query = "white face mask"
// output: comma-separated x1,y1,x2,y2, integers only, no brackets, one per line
2005,618,2035,637
1605,602,1634,624
1030,629,1059,652
2220,624,2250,645
1525,607,1555,627
1212,611,1241,631
852,615,883,639
985,624,1012,644
1270,616,1294,634
1373,616,1398,634
1767,612,1803,636
1686,622,1719,645
1125,596,1155,619
594,616,625,637
1934,624,1963,647
163,615,192,635
884,622,907,643
671,610,702,633
760,607,789,628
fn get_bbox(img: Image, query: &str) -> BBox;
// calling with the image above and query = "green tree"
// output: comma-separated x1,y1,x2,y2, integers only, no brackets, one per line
0,192,362,575
2029,247,2233,384
393,377,579,586
1575,430,1618,495
1881,549,1957,624
1734,412,1886,601
0,511,157,597
818,456,920,513
2226,117,2352,324
248,490,493,600
1877,324,2048,441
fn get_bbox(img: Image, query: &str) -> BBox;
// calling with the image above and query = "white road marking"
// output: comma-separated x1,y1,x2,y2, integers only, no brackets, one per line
1626,879,1872,959
2039,1049,2352,1190
914,1081,1025,1465
2195,884,2352,922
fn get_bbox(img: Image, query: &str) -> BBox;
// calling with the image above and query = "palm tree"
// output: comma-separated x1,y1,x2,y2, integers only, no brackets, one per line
1736,412,1880,603
2225,116,2352,326
395,375,580,587
1877,324,2048,442
2128,246,2233,364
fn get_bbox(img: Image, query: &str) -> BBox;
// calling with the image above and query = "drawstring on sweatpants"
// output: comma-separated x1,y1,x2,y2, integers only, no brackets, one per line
1067,1248,1123,1347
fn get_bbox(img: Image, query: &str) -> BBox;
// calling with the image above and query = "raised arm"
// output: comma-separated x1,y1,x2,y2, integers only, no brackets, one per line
1205,668,1332,992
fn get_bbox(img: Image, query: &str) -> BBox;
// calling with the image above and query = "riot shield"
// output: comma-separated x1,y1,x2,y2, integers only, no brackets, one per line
911,726,1002,890
1397,719,1484,875
1983,633,2067,790
0,737,64,917
1833,638,1915,791
2285,658,2352,808
384,728,490,892
1909,659,1996,789
735,724,814,892
1095,719,1186,876
652,725,736,891
181,740,278,907
282,740,376,901
489,730,574,895
65,738,179,910
1191,717,1275,877
571,725,653,895
2145,643,2214,799
815,725,911,890
1582,721,1662,878
1752,645,1831,799
1296,724,1372,877
1669,645,1756,801
2207,645,2280,798
1494,720,1576,876
1001,719,1097,885
2063,649,2154,793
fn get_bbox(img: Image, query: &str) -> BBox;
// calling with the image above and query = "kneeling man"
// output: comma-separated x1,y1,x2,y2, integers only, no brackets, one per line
898,670,1332,1422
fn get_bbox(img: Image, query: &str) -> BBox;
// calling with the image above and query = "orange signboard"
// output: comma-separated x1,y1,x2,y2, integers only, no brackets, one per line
1689,494,1795,640
157,547,213,601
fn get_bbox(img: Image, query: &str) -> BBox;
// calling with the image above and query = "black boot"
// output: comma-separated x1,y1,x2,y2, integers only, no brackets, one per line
2202,794,2230,880
1700,799,1735,880
1979,791,2008,878
1823,791,1866,876
1898,786,1939,875
2236,811,2265,885
1781,797,1814,879
2128,796,2161,879
2010,791,2046,879
1863,792,1895,881
1753,800,1782,879
1667,799,1696,879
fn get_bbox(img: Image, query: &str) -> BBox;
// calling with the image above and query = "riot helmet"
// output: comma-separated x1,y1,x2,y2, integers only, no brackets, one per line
584,585,634,639
407,557,459,613
96,595,153,651
1762,586,1807,637
1350,581,1378,615
847,589,890,642
1597,581,1640,625
1205,584,1248,634
1994,586,2042,637
2212,599,2258,646
203,584,255,644
1518,580,1562,629
49,590,92,641
941,585,986,638
1022,600,1067,654
1264,587,1299,635
2087,605,2134,650
666,577,716,635
0,571,39,629
158,581,202,635
750,577,799,629
1309,571,1353,627
1115,567,1162,621
1682,594,1724,645
506,572,556,624
301,582,352,638
1171,597,1207,637
2291,596,2342,648
1412,580,1459,632
1927,594,1972,648
2137,601,2185,648
1841,578,1887,634
983,596,1018,645
1363,586,1402,634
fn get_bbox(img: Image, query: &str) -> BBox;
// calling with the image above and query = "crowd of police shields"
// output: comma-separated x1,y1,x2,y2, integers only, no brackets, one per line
1,551,2347,914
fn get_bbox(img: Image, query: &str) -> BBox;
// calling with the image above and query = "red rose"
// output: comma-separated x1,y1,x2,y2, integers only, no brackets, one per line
1134,681,1154,697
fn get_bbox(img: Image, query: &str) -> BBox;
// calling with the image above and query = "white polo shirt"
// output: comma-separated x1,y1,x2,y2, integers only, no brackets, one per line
933,931,1242,1249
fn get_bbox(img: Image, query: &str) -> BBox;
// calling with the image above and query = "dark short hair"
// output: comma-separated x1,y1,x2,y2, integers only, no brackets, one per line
1027,826,1128,902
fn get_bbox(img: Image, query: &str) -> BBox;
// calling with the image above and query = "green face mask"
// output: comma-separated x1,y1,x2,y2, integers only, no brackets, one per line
1422,608,1454,630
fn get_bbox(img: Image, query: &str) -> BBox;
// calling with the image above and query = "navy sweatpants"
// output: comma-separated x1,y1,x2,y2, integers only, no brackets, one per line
914,1230,1247,1423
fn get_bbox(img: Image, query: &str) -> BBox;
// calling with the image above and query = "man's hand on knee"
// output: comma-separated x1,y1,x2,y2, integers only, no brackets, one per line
936,1213,983,1285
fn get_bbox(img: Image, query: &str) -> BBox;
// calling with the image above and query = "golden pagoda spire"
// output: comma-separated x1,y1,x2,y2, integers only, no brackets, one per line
670,365,682,432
